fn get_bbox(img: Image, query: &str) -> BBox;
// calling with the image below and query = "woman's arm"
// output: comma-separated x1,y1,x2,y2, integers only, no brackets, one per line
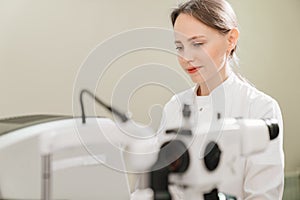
244,99,284,199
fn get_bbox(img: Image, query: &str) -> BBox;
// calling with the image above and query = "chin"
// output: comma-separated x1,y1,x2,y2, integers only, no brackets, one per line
189,71,207,83
191,77,205,84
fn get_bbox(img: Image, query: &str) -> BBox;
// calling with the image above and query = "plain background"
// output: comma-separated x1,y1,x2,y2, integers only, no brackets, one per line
0,0,299,173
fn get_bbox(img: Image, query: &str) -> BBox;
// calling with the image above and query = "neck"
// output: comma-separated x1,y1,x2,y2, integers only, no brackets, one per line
197,67,231,96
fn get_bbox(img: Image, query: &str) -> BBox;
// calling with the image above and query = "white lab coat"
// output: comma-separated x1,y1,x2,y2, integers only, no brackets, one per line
158,72,284,200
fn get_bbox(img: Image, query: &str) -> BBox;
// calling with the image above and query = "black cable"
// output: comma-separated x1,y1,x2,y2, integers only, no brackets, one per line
79,89,128,124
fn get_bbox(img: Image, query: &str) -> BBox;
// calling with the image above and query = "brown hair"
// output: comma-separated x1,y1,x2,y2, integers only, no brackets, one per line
171,0,238,57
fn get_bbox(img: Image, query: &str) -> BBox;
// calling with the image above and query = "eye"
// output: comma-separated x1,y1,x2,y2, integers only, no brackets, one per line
193,42,203,47
175,46,183,51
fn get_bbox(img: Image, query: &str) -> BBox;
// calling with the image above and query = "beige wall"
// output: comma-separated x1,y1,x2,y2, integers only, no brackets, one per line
0,0,299,172
228,0,300,172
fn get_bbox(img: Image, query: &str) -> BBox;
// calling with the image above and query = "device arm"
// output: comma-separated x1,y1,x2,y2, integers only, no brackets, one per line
240,119,279,156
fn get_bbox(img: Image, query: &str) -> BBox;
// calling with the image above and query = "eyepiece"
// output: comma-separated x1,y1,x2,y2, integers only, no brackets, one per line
264,119,279,140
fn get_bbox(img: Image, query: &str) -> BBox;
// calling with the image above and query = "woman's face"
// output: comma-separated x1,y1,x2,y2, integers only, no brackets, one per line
173,13,232,84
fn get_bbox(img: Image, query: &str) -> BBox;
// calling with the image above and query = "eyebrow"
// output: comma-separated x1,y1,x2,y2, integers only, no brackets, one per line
175,35,206,44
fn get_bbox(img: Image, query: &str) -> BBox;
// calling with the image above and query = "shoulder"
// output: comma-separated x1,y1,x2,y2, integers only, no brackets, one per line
231,75,281,119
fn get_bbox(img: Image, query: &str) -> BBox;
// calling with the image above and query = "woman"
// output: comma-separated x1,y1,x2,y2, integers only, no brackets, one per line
160,0,284,199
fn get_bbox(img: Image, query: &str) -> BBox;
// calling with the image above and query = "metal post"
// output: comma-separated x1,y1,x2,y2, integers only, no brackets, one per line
41,154,52,200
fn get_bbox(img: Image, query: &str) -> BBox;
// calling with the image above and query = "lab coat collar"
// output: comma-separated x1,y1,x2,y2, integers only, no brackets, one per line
192,71,236,108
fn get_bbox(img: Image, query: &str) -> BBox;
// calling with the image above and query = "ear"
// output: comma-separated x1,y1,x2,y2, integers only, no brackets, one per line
227,28,239,51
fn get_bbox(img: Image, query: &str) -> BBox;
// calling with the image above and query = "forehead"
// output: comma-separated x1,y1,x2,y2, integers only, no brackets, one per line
173,13,219,41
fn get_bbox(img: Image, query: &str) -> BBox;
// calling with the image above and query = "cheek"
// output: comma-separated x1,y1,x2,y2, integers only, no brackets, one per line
204,45,227,68
177,56,186,67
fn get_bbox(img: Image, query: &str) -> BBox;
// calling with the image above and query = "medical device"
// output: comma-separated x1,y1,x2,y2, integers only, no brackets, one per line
146,105,279,200
78,90,279,200
0,115,131,200
0,89,279,200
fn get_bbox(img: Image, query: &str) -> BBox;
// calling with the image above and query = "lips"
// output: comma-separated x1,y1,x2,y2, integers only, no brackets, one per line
186,66,202,74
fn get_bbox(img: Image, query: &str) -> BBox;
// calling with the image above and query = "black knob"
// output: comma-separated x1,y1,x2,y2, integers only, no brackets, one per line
204,142,221,171
264,119,279,140
182,104,191,118
203,188,219,200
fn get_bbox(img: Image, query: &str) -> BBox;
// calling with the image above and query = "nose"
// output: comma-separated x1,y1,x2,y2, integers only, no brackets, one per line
180,49,195,63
